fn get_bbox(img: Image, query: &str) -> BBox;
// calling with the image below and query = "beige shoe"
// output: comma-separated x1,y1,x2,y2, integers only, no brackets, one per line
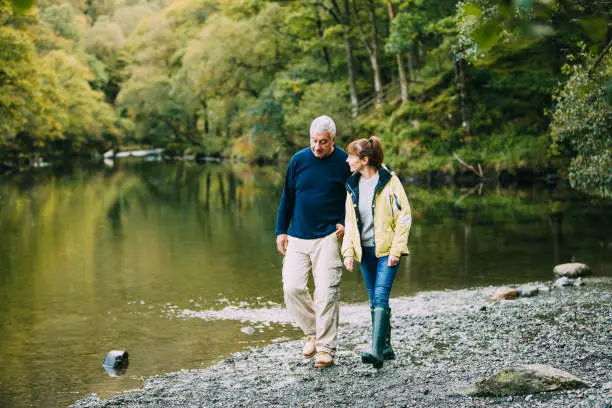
314,351,333,368
302,336,316,358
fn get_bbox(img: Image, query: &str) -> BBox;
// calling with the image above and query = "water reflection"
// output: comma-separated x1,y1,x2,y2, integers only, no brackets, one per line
0,162,610,407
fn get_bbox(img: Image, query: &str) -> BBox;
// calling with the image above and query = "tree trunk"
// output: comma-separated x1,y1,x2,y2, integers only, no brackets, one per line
314,6,333,82
344,31,359,116
325,0,359,116
406,50,415,81
455,57,470,135
370,53,383,107
354,0,383,108
367,0,382,108
201,97,209,138
340,0,359,116
435,34,442,74
387,1,408,103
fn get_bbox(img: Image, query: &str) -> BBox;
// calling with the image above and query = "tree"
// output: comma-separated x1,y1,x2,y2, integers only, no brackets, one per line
353,0,385,108
386,1,407,103
0,26,39,142
41,3,80,41
39,50,118,151
550,45,612,198
111,3,157,37
83,16,125,61
313,0,360,116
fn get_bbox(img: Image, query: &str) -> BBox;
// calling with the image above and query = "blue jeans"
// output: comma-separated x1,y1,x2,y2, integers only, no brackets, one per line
359,246,399,309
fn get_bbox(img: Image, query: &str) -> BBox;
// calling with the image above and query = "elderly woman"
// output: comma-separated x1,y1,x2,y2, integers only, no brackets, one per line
342,136,412,369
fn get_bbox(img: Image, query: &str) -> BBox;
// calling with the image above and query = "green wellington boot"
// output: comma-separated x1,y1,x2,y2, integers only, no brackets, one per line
362,308,395,364
361,307,390,369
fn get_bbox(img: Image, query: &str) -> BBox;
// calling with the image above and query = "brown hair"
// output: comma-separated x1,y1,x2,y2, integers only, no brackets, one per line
346,136,384,168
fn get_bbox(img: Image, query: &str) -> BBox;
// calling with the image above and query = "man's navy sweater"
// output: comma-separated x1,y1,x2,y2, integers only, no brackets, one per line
276,146,351,239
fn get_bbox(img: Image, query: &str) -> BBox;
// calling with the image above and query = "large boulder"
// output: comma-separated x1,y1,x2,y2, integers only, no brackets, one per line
553,263,592,278
460,364,590,396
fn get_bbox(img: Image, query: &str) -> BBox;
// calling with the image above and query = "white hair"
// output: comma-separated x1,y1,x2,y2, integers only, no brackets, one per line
310,115,336,140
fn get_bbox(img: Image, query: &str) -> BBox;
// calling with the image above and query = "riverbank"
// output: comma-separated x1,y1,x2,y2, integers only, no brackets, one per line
72,278,611,408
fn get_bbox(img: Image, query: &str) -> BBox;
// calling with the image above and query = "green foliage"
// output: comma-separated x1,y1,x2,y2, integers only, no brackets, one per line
0,26,39,141
550,49,612,197
40,50,119,150
0,0,609,201
456,0,611,62
41,3,80,41
284,82,352,148
111,3,157,37
83,17,125,61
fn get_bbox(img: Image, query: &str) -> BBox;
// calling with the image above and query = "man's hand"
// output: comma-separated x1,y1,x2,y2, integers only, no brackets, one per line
276,234,288,255
344,256,354,272
335,223,345,240
388,255,400,267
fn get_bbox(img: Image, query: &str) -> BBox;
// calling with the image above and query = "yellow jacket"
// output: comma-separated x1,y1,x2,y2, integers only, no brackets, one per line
341,165,412,262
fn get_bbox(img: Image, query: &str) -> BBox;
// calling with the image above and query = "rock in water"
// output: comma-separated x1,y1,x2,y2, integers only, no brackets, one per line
103,350,129,368
103,350,129,377
553,263,592,278
460,364,590,396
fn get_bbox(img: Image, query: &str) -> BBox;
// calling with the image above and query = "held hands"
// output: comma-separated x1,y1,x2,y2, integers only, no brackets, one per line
345,255,398,270
335,223,345,240
276,234,288,255
343,256,354,272
388,255,400,267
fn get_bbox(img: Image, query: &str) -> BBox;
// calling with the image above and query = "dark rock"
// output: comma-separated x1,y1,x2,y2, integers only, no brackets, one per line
103,350,129,369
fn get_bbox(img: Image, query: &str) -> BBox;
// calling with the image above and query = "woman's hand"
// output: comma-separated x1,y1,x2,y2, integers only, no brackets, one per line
387,255,400,267
343,256,354,272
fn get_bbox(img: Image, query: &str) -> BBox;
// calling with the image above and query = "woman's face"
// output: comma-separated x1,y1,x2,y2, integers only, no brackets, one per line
346,154,367,172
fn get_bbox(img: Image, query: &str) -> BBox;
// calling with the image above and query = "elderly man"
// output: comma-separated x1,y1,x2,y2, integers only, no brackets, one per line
275,115,351,368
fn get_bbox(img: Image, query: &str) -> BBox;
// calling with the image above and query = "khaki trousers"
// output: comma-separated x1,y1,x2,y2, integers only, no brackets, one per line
282,232,343,354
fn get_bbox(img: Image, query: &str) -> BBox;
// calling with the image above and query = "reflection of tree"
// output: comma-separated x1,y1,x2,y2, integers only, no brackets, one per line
396,183,612,292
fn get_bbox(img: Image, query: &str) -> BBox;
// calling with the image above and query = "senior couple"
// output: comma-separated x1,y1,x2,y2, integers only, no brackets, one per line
276,115,412,369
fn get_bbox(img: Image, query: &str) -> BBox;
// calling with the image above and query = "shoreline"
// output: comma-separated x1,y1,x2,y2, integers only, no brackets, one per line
71,278,611,408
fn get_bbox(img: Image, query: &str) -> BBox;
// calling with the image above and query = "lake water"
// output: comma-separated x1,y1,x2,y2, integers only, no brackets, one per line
0,162,610,407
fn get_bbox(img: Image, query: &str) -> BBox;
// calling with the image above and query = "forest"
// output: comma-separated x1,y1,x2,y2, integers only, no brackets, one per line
0,0,610,196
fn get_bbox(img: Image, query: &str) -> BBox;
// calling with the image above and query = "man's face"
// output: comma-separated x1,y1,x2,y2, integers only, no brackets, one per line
310,131,335,158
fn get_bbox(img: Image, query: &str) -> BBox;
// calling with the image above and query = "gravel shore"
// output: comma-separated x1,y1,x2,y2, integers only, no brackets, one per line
72,278,612,408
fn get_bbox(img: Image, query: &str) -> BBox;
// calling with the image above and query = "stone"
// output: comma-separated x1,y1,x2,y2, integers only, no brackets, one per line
537,285,551,293
103,350,129,377
491,288,518,301
103,350,129,369
574,277,585,287
554,277,573,288
241,326,255,335
553,263,592,278
517,286,539,297
459,364,590,397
